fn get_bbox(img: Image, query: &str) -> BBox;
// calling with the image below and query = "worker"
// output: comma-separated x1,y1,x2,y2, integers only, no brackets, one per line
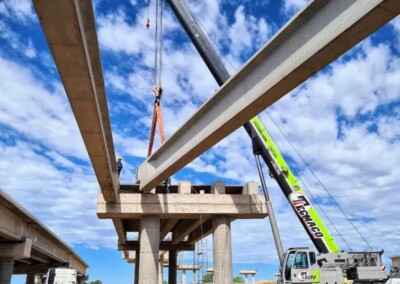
163,177,171,194
117,157,123,177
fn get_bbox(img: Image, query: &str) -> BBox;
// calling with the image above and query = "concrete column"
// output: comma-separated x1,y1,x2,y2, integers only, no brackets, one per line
244,275,248,284
158,256,164,284
26,273,35,284
192,270,196,284
212,215,232,284
134,249,140,284
0,257,14,284
251,274,255,284
168,250,177,284
182,270,186,284
139,215,160,284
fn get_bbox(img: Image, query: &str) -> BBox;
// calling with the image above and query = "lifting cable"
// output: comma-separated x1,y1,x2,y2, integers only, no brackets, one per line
266,111,373,250
147,0,166,158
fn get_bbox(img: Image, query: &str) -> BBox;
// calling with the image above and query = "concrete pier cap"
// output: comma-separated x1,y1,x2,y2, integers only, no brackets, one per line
98,180,268,284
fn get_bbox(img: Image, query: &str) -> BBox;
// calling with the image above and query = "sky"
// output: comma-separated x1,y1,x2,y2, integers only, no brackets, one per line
1,0,400,283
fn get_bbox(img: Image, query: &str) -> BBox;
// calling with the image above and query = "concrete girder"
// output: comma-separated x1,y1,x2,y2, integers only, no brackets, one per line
113,219,127,244
172,219,204,244
160,219,179,242
188,219,213,245
137,0,400,191
33,0,118,201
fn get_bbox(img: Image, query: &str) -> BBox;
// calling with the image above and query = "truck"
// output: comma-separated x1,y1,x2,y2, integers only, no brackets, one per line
163,1,392,283
390,256,400,279
45,268,78,284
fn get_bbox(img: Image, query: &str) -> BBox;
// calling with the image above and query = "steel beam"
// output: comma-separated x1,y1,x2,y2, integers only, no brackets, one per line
33,0,118,201
137,0,400,190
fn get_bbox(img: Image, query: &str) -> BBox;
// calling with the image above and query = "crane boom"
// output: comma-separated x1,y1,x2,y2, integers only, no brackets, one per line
246,117,340,253
167,0,340,254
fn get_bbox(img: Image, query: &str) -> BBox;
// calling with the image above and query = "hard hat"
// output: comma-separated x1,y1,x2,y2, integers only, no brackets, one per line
118,157,122,160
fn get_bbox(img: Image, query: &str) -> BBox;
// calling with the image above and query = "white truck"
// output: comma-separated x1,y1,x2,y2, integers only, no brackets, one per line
45,268,78,284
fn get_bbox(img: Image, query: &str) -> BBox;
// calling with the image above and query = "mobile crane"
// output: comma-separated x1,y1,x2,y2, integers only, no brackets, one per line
164,1,389,283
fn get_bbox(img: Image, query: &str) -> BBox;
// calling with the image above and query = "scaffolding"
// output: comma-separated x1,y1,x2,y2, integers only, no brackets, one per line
194,237,208,283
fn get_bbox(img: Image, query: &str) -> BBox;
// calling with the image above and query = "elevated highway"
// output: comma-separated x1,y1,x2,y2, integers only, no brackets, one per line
0,189,88,283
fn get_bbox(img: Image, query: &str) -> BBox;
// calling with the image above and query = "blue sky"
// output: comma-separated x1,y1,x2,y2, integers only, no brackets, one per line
1,0,400,283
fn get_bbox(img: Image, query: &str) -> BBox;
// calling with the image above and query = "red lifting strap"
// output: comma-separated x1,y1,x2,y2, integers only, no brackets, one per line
147,87,166,157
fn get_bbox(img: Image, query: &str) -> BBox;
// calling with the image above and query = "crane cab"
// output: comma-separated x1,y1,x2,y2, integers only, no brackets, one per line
281,248,320,284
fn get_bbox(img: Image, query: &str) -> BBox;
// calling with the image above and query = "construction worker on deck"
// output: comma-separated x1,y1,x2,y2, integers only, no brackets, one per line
117,157,123,177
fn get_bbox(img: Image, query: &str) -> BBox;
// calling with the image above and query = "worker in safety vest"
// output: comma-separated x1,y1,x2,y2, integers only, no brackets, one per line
117,157,123,177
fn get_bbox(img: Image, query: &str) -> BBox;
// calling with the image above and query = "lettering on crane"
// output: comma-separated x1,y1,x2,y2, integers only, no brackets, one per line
289,193,324,238
299,271,317,281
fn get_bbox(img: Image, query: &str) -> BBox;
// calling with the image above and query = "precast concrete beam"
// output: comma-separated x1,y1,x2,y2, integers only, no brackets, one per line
172,219,204,244
160,219,179,242
33,0,118,201
112,219,127,244
137,0,400,191
188,219,213,245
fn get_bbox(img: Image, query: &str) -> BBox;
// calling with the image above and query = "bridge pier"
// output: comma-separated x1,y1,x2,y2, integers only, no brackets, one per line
0,257,14,284
26,272,35,284
139,215,160,284
169,249,177,284
213,215,232,284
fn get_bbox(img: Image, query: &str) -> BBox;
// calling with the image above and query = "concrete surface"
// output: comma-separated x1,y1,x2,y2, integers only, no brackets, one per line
0,258,14,284
213,215,232,284
103,181,267,284
0,189,88,277
98,182,268,251
139,216,160,284
33,0,118,202
137,0,400,191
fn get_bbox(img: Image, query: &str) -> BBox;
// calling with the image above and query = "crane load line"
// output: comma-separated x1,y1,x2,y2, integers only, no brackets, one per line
147,0,166,157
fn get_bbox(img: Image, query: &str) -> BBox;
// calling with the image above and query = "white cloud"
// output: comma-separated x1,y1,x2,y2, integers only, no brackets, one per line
228,6,271,60
0,20,38,59
97,1,400,265
24,40,37,58
0,140,116,248
283,0,308,14
1,0,400,273
0,0,35,23
0,56,88,159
